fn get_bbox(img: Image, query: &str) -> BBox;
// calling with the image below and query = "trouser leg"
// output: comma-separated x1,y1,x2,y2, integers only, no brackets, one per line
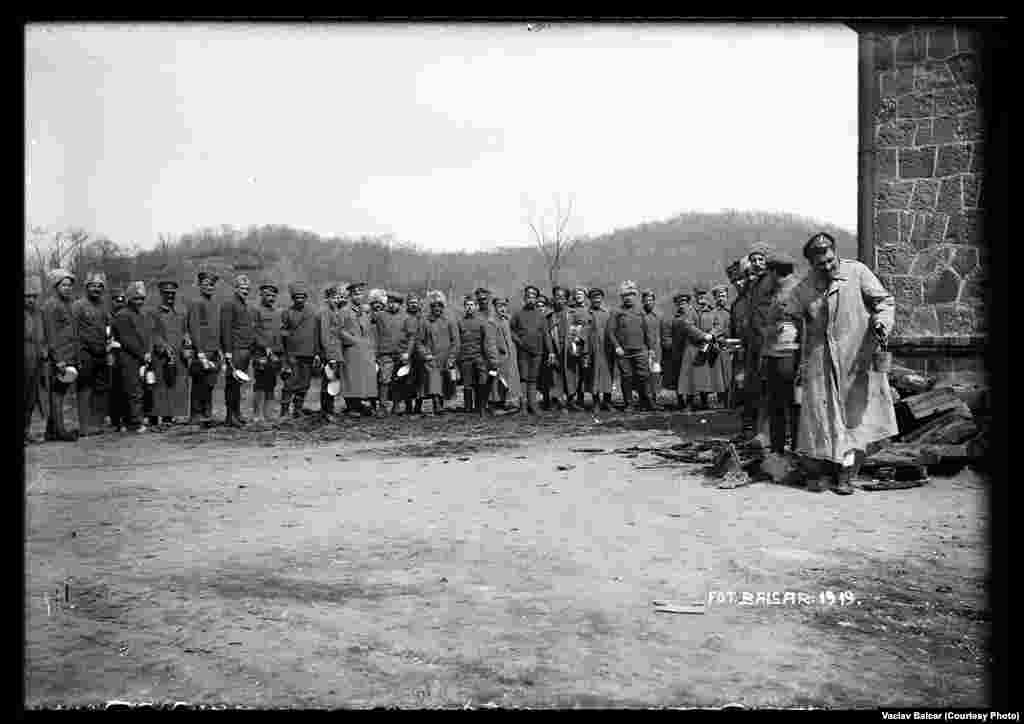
77,385,93,435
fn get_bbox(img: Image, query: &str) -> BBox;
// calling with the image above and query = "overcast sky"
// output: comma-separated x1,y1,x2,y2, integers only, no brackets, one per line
25,22,858,253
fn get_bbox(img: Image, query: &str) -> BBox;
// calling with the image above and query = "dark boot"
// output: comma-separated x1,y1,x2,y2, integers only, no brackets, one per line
475,384,488,416
433,395,445,415
77,387,93,437
525,383,538,414
619,378,633,411
601,393,612,411
565,395,581,412
637,381,654,411
832,466,856,495
463,387,474,413
279,393,292,419
414,398,423,415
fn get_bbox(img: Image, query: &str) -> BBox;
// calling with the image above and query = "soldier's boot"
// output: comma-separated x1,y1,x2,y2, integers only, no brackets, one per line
462,386,474,413
565,394,581,412
788,405,800,452
92,389,109,430
378,384,392,416
77,387,94,437
432,395,445,415
619,378,633,411
293,393,308,418
279,392,292,419
263,395,277,423
413,398,423,415
637,380,654,411
252,390,265,423
832,465,856,495
600,393,613,411
522,383,537,415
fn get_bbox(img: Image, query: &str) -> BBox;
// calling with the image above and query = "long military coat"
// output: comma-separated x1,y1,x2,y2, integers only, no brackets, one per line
586,306,615,395
545,305,587,396
417,313,460,397
148,303,190,417
677,305,729,395
490,314,521,402
785,259,898,464
339,307,378,398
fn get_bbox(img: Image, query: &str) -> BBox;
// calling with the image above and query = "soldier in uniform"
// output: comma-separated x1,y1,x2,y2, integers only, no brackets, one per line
373,291,408,416
112,281,153,433
41,269,79,441
24,276,46,444
710,283,735,408
401,294,426,415
606,281,656,411
725,259,751,410
341,282,378,416
280,281,319,418
585,288,614,411
742,243,774,442
509,285,548,416
640,289,663,410
569,286,594,408
490,296,521,412
457,295,499,416
251,279,284,423
220,274,255,427
416,291,460,415
72,272,111,436
318,283,343,421
676,284,723,411
186,271,222,424
147,280,190,427
107,288,129,431
545,286,587,412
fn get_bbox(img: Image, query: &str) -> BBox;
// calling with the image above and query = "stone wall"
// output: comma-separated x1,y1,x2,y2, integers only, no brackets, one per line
865,24,988,386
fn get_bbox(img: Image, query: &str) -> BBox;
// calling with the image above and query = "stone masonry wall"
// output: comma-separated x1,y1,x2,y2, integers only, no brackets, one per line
868,25,987,386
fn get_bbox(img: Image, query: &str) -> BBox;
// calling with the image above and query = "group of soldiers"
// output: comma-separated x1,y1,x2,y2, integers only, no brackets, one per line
23,242,793,444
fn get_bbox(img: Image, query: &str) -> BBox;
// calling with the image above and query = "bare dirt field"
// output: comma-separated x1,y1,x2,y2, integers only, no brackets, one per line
24,385,990,709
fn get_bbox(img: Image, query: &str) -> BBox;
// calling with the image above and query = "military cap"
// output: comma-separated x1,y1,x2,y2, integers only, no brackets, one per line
523,284,541,297
48,268,75,288
641,288,656,299
368,288,387,304
288,281,309,296
802,232,836,259
672,291,692,304
463,294,477,304
157,279,180,291
711,283,730,295
346,282,366,293
427,290,447,306
25,276,42,295
84,271,107,287
127,281,147,299
587,287,605,299
196,270,219,283
693,283,710,296
258,279,279,292
491,296,510,306
323,283,338,299
551,285,569,298
387,292,405,304
618,280,638,295
748,242,774,260
473,287,492,297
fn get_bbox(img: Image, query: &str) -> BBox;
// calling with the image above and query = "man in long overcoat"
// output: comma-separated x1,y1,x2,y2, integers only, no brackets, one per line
490,297,521,412
186,271,222,424
147,279,191,426
401,294,426,414
280,281,319,418
251,279,284,423
340,282,378,416
585,288,614,411
41,269,79,441
786,232,898,494
72,271,111,436
112,281,152,433
546,286,587,412
641,289,663,410
220,274,255,427
24,276,47,443
416,290,460,415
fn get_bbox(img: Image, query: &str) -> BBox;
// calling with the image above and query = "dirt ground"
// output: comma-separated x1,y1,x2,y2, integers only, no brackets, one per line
24,384,990,709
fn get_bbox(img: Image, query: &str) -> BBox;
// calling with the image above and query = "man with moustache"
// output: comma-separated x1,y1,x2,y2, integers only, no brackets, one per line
606,281,655,412
341,282,378,416
569,286,594,408
742,243,774,442
24,275,47,444
186,270,222,425
726,258,751,410
675,284,722,411
510,285,549,416
41,269,79,441
490,296,521,412
251,279,284,424
220,274,256,427
318,283,344,421
112,281,153,434
72,271,112,436
545,286,586,412
710,283,735,409
146,279,191,428
107,288,129,432
280,280,319,418
786,232,897,495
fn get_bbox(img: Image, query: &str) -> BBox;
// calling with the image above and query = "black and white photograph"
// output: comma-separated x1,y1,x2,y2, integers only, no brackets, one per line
22,19,1007,711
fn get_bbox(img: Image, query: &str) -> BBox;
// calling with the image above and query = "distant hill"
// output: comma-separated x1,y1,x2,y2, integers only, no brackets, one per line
38,210,856,316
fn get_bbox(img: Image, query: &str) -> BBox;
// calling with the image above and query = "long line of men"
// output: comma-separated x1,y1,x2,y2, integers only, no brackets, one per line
23,245,784,443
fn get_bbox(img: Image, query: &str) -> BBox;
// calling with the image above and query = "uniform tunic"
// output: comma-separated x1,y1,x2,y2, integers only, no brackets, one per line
586,306,615,395
339,307,378,398
666,308,703,394
710,304,734,397
148,303,190,417
510,306,549,382
457,313,499,385
402,312,426,396
72,298,110,391
220,295,255,372
373,310,409,384
416,314,461,396
186,296,221,354
252,303,284,392
281,304,319,396
42,297,77,367
112,306,152,423
786,259,898,464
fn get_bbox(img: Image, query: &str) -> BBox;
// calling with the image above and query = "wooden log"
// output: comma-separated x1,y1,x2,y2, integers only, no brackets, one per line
901,409,978,444
901,388,972,421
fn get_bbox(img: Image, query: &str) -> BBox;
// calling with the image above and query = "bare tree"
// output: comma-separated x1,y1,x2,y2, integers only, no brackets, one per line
523,192,582,290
